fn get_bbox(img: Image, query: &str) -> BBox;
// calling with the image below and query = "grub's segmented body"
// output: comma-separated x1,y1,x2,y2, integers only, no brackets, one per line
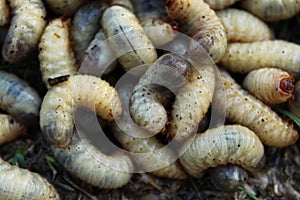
179,125,264,178
80,29,117,75
0,157,60,200
0,71,41,126
130,53,191,134
2,0,46,63
288,81,300,119
132,0,177,47
204,0,240,10
0,114,26,145
112,86,187,179
243,68,294,105
217,9,273,42
167,65,215,142
40,75,123,147
219,40,300,73
0,0,9,26
165,0,227,62
110,0,134,11
52,135,133,189
39,18,77,89
240,0,300,21
71,1,107,61
220,70,298,147
44,0,85,16
102,5,157,71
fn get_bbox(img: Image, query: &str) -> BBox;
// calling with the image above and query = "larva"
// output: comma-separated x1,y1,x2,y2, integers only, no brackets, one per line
0,0,9,26
204,0,240,10
71,1,107,61
167,65,215,142
2,0,46,63
240,0,300,22
131,0,177,47
243,68,294,105
0,157,60,200
40,74,123,147
179,125,264,178
209,164,248,192
110,0,134,11
38,18,77,89
217,8,273,42
43,0,85,16
112,85,188,179
0,70,41,127
80,29,117,75
288,81,300,118
165,0,227,62
101,5,157,71
0,114,26,146
220,69,298,147
130,53,191,134
51,134,133,189
219,40,300,74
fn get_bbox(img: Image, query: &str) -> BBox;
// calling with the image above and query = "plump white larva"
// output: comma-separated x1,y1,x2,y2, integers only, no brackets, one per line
167,65,215,142
51,134,133,189
39,18,77,89
0,70,41,127
80,29,117,75
71,1,107,61
101,5,157,71
112,86,188,179
243,68,294,105
130,53,191,134
131,0,177,47
0,0,9,26
0,114,26,146
43,0,85,16
165,0,227,62
179,125,264,178
0,157,60,200
2,0,46,63
220,70,298,147
288,81,300,119
217,8,273,42
110,0,134,11
204,0,240,10
40,74,123,147
219,40,300,74
240,0,300,22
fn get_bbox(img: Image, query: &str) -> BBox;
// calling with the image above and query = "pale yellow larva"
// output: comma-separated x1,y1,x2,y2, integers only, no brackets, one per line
0,114,26,146
0,0,9,26
130,53,191,134
204,0,240,10
38,18,77,89
219,40,300,74
288,81,300,119
217,8,273,42
179,125,264,178
112,85,188,179
71,1,107,61
101,5,157,71
165,0,227,62
240,0,300,22
2,0,46,63
0,157,60,200
167,65,215,142
220,69,298,147
0,70,41,127
51,134,133,189
43,0,85,16
131,0,177,47
40,74,123,147
243,68,294,105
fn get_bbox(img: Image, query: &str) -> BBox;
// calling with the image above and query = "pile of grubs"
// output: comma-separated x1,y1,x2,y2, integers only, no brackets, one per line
0,0,300,199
